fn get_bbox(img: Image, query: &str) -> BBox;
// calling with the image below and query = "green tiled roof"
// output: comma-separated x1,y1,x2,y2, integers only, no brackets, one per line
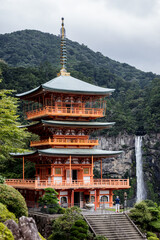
20,120,115,129
10,148,123,158
16,75,115,97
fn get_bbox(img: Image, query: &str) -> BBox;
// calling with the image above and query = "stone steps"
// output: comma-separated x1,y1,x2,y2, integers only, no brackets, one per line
84,213,146,240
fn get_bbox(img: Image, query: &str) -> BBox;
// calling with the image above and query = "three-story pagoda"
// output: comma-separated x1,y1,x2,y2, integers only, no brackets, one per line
6,18,130,209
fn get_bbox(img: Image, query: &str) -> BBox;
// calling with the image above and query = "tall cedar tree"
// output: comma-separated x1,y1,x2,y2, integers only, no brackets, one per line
0,76,30,168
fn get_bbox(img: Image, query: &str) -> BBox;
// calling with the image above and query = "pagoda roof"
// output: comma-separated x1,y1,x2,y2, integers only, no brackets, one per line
10,148,123,158
16,75,115,98
21,120,115,129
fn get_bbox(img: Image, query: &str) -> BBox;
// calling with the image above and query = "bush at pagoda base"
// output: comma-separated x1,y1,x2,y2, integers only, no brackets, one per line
38,188,61,214
0,184,28,218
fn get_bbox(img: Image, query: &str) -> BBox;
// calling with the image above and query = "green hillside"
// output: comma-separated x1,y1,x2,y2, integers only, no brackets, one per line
0,30,156,87
0,29,160,135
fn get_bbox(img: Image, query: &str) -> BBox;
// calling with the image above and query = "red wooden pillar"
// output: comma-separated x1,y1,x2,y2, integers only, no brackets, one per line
57,191,60,205
94,189,97,211
109,189,113,207
91,155,93,182
71,189,74,207
101,159,102,183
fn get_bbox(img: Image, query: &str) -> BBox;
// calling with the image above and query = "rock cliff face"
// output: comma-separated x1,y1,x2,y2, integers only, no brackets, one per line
95,133,135,178
94,133,160,202
142,133,160,201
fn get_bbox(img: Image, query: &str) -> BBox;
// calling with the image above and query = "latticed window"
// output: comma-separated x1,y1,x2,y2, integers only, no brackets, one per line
100,195,108,202
84,168,89,174
55,168,61,175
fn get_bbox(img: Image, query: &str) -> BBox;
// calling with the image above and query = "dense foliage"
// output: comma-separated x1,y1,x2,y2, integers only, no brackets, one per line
0,222,14,240
129,200,160,237
48,206,107,240
38,188,62,214
0,202,18,223
0,184,28,218
70,219,89,240
0,73,31,176
48,207,88,240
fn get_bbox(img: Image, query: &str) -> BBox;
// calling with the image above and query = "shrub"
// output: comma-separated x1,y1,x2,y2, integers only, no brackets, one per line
0,175,5,184
0,222,14,240
38,188,60,214
148,207,160,221
58,207,66,214
94,235,108,240
149,220,160,232
48,207,83,240
48,231,68,240
0,184,28,218
130,200,160,234
70,219,89,240
148,237,159,240
0,202,18,223
129,201,152,229
147,231,156,237
144,200,157,208
147,231,158,238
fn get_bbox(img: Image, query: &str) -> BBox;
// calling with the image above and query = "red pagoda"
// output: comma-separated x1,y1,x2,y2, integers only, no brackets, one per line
6,18,130,210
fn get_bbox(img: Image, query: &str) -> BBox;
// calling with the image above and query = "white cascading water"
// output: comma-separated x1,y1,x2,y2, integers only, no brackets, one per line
135,136,146,202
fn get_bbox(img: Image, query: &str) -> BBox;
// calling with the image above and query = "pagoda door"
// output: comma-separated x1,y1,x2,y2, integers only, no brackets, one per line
66,104,71,113
40,168,47,180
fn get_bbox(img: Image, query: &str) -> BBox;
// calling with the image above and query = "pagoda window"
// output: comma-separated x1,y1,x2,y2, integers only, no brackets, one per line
48,168,51,175
37,168,40,175
91,196,95,203
83,168,89,175
100,195,108,202
61,196,67,204
55,168,61,175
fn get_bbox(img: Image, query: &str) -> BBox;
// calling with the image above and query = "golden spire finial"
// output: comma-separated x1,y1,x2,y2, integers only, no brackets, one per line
57,17,70,76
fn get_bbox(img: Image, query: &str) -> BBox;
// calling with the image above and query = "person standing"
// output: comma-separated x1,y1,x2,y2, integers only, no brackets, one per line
115,196,120,213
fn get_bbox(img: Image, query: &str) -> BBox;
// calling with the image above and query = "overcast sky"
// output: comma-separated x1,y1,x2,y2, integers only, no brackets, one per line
0,0,160,74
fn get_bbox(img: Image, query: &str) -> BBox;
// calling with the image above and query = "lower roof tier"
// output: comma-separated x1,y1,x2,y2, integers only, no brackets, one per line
11,148,123,159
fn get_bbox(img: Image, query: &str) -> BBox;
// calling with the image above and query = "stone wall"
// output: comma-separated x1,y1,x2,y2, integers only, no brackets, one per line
29,212,61,239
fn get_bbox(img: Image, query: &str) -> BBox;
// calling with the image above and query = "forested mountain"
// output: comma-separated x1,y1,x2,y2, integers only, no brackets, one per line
0,30,156,87
0,29,160,135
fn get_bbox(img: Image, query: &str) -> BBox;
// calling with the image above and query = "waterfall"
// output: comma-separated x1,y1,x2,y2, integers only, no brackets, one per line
135,136,146,202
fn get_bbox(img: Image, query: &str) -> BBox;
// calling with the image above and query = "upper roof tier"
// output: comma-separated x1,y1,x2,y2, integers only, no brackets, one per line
21,120,115,129
16,75,115,99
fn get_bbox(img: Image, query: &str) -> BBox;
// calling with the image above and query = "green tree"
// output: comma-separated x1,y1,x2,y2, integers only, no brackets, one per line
38,188,60,214
0,76,30,173
48,207,83,240
129,200,160,233
70,219,89,240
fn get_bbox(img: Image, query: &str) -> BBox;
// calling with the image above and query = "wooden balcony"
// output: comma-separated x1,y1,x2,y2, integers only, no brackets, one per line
30,138,99,148
5,179,130,190
25,106,104,120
